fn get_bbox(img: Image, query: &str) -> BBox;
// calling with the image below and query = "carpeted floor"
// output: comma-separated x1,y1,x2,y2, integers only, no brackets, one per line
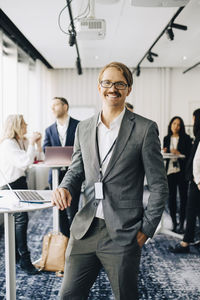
0,208,200,300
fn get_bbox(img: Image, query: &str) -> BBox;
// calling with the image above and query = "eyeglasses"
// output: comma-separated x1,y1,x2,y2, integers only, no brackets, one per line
100,80,128,90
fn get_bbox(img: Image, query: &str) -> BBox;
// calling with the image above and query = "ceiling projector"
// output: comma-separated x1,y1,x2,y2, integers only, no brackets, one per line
131,0,190,6
76,18,106,40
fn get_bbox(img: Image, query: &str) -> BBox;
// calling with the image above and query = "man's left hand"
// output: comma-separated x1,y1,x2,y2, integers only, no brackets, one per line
136,231,148,248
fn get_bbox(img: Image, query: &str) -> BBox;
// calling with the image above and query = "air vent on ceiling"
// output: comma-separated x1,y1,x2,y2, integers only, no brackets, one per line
131,0,190,7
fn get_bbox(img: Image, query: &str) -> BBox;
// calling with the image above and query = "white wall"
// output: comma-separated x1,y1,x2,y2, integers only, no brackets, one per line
133,68,171,144
49,66,200,147
51,68,101,115
170,67,200,126
51,67,135,116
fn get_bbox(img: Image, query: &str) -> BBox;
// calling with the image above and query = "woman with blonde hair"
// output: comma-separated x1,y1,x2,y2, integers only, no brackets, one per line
0,114,43,274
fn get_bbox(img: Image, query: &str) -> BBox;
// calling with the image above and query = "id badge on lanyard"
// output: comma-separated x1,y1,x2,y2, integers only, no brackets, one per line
94,181,104,199
94,131,117,200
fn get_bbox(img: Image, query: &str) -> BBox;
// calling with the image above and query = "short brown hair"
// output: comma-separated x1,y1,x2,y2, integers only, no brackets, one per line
53,97,69,107
98,62,133,87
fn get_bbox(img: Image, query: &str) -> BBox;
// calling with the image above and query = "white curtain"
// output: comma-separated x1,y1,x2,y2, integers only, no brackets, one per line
133,67,171,143
0,31,52,137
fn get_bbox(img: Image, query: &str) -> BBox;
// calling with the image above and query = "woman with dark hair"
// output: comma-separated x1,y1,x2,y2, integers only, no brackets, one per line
169,109,200,253
163,116,192,233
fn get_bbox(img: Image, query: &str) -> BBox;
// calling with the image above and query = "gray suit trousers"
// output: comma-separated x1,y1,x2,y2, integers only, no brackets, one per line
59,218,142,300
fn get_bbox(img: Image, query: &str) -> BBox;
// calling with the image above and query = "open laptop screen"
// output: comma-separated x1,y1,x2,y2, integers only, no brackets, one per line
44,146,73,166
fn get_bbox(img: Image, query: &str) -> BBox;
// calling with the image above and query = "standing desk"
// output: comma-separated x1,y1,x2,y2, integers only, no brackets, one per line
31,163,70,232
0,190,52,300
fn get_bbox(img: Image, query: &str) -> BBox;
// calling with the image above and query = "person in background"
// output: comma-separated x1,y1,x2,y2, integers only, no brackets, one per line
0,114,43,274
125,101,134,112
193,142,200,190
163,116,192,233
169,109,200,253
52,62,168,300
43,97,80,238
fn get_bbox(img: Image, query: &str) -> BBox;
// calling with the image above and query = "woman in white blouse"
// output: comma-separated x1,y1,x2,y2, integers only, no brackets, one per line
0,114,43,275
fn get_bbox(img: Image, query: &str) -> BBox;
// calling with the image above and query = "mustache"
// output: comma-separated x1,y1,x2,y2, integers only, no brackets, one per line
106,92,121,97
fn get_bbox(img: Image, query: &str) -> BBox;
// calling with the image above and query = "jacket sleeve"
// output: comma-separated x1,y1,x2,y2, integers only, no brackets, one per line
141,122,169,238
6,139,36,171
163,135,170,152
43,128,51,152
163,136,167,149
185,135,193,159
193,142,200,185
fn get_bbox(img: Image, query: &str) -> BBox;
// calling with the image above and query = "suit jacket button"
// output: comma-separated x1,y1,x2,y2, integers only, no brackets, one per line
93,201,98,206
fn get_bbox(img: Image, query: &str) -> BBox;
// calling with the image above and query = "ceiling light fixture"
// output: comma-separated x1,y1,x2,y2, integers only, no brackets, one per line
166,22,187,40
146,51,158,62
183,62,200,74
69,30,76,46
133,6,188,77
171,23,187,30
66,0,83,75
136,66,141,77
76,57,82,75
166,27,174,40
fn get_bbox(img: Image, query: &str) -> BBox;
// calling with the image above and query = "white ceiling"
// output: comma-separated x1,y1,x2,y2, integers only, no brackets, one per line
1,0,200,70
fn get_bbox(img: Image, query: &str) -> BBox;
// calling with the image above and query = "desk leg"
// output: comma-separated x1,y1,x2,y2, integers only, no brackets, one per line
4,213,16,300
52,168,59,232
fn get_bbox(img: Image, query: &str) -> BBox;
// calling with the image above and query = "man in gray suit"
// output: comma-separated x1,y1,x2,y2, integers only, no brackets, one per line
52,62,169,300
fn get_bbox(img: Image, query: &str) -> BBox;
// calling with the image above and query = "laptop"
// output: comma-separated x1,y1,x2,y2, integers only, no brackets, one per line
0,169,52,204
44,146,73,166
13,190,51,204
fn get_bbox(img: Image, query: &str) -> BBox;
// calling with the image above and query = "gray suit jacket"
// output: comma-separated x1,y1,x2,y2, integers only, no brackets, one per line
60,109,169,246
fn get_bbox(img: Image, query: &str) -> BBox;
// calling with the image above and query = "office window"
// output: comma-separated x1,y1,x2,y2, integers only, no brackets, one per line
2,34,18,120
0,31,51,136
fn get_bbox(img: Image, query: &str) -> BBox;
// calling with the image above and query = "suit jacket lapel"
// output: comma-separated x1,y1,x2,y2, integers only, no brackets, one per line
65,117,73,146
52,123,61,146
102,110,135,181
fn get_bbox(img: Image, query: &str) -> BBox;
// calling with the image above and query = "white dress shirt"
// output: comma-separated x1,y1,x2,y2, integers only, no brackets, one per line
167,136,180,175
56,116,70,146
95,108,125,219
0,138,41,187
193,142,200,185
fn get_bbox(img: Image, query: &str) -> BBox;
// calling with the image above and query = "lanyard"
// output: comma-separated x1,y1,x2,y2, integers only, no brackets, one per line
96,128,117,181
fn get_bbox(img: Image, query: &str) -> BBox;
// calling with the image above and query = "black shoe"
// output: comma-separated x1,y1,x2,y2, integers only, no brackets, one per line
171,224,178,233
16,250,20,264
169,243,190,254
20,254,39,275
176,226,185,234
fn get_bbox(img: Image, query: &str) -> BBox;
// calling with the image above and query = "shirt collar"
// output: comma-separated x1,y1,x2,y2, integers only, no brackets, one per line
97,107,125,129
56,116,70,129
